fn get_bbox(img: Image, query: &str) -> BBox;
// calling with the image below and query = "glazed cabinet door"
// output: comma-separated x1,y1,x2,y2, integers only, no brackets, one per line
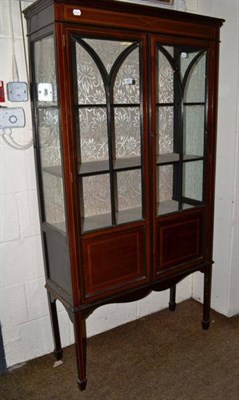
61,28,150,300
151,36,210,276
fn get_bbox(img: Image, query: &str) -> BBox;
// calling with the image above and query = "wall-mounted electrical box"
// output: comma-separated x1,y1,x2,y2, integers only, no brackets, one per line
0,107,25,130
7,82,28,102
37,83,53,102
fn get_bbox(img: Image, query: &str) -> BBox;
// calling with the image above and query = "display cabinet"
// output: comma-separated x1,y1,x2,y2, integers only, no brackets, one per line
24,0,224,390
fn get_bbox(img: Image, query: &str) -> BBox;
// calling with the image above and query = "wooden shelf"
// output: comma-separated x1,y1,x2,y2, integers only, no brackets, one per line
79,160,109,175
117,207,142,224
157,153,203,165
82,207,142,232
82,213,112,232
114,157,141,170
157,153,179,164
43,165,63,177
183,154,203,162
157,200,194,215
53,221,66,232
79,157,141,176
43,157,141,179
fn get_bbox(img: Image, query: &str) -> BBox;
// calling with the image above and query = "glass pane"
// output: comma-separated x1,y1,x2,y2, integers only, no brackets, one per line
83,38,133,74
158,164,173,204
81,174,112,231
157,48,174,103
162,46,174,57
116,170,142,224
78,108,109,162
182,52,207,103
41,173,66,232
38,108,66,232
180,50,199,78
114,47,140,104
157,164,178,215
115,107,141,160
34,34,67,233
157,106,174,155
183,105,204,157
34,36,57,106
38,108,61,168
183,161,203,202
157,165,194,215
75,42,106,104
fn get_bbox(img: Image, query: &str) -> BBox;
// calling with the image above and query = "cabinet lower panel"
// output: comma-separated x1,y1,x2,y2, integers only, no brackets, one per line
81,227,147,299
155,210,204,274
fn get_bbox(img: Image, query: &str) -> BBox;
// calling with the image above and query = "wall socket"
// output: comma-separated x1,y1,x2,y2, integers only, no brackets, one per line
7,82,28,102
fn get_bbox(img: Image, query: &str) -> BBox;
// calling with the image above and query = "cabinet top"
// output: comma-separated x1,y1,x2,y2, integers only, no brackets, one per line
24,0,224,26
23,0,224,42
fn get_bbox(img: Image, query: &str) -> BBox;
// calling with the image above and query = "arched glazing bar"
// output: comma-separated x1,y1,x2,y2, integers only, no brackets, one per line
72,36,143,229
156,44,208,214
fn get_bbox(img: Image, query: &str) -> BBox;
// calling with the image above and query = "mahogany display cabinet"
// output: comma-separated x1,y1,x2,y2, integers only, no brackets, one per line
24,0,224,390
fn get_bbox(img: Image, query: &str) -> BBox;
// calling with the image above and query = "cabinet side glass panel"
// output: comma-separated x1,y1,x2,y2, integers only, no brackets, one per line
34,36,66,232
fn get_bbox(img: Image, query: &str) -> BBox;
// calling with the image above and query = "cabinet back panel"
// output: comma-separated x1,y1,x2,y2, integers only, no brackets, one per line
82,228,147,298
156,211,203,272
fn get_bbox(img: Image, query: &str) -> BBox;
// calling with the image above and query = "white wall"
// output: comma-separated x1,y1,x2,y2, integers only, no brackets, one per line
0,1,192,368
187,0,239,316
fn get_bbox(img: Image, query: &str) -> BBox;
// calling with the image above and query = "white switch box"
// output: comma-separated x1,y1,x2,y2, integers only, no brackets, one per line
7,82,28,102
0,107,25,130
37,83,53,101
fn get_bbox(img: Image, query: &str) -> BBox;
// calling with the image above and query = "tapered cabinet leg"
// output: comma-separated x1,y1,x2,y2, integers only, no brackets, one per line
73,312,87,391
48,293,63,360
169,285,176,311
202,265,212,330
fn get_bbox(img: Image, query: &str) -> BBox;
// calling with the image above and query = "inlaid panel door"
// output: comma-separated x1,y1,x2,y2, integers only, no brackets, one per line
62,28,151,300
151,35,209,275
